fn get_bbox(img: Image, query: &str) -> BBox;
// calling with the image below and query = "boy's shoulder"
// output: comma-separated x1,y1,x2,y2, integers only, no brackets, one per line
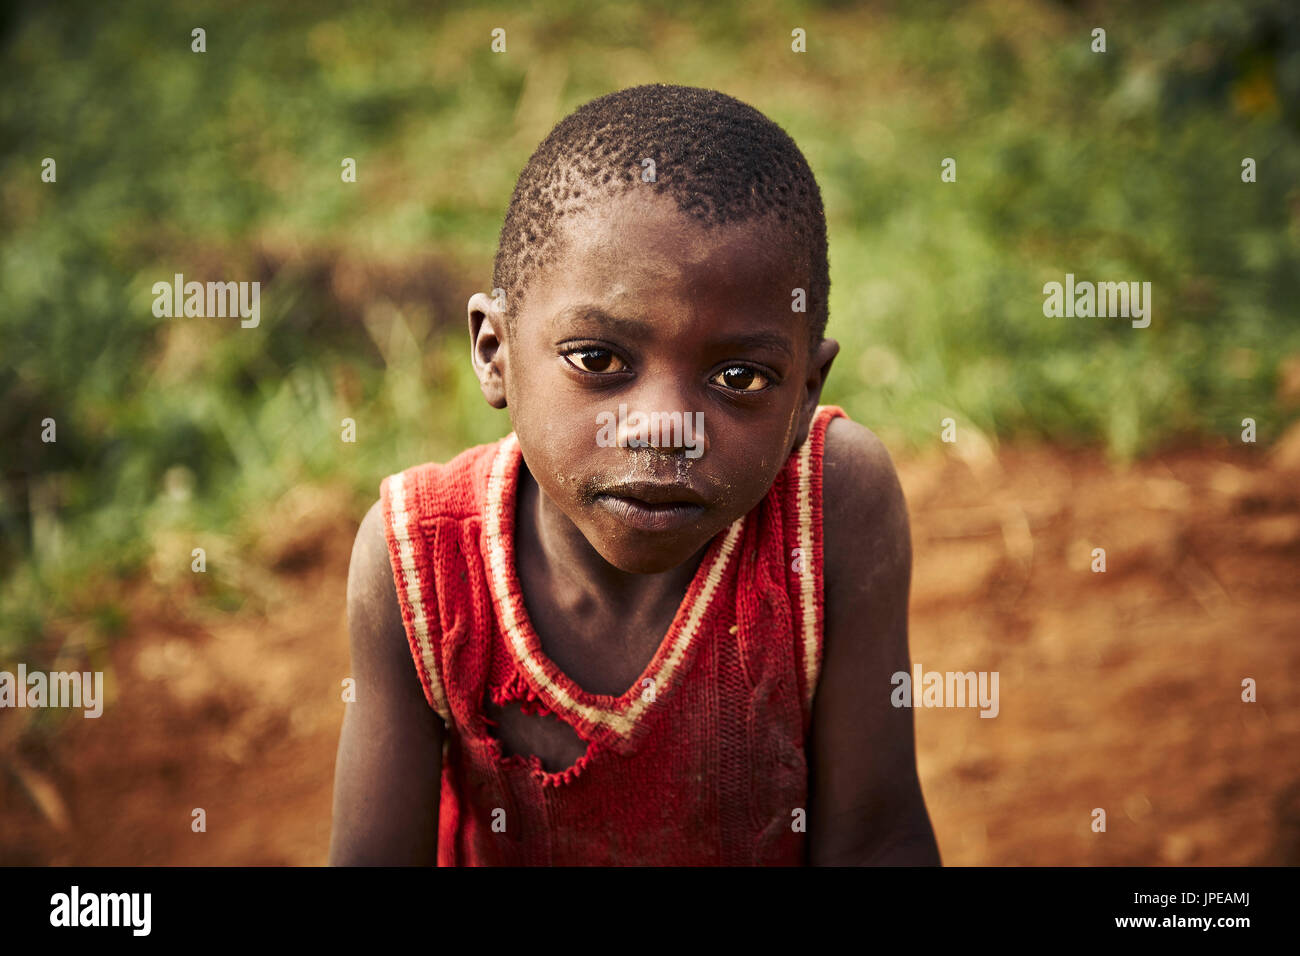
820,415,910,590
821,415,900,501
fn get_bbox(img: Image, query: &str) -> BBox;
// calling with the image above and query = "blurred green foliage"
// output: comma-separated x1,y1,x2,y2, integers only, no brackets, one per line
2,0,1298,653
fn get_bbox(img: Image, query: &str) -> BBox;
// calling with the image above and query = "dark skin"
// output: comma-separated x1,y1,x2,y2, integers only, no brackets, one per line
329,189,940,865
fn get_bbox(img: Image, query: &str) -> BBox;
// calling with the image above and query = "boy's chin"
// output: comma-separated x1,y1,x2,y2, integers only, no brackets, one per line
585,527,713,575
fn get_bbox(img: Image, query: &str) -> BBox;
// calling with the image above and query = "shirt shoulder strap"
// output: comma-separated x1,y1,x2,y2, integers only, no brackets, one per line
790,404,847,731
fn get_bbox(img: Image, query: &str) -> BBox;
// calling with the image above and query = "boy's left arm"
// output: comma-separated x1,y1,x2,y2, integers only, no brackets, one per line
807,417,941,865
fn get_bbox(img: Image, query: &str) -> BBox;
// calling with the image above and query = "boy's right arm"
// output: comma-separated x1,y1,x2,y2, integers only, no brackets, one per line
329,498,445,865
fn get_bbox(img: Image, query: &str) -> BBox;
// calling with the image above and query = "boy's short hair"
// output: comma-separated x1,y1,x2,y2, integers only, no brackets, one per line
492,83,830,343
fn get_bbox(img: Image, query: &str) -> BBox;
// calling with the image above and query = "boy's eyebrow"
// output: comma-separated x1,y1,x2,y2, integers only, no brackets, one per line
554,306,795,358
554,306,650,338
717,331,795,359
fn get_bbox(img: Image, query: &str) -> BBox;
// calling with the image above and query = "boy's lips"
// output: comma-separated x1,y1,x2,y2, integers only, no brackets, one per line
597,480,707,506
592,481,708,532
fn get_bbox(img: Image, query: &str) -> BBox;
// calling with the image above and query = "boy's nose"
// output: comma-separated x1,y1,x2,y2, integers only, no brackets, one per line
614,403,709,460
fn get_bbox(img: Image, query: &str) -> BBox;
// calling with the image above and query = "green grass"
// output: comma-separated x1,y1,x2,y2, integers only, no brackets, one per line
2,0,1298,655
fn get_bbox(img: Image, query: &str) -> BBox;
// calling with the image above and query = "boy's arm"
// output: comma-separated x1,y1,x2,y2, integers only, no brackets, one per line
807,417,941,865
329,499,444,865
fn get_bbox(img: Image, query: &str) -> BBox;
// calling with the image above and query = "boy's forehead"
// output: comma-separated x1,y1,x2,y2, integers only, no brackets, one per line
526,190,803,323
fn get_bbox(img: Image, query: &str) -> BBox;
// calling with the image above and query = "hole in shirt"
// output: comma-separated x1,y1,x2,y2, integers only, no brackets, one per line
483,699,589,774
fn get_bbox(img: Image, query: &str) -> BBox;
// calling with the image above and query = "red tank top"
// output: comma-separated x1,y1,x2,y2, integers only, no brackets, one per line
379,404,846,865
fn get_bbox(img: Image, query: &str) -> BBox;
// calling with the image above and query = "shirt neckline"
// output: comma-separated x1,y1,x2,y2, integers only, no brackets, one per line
481,432,746,747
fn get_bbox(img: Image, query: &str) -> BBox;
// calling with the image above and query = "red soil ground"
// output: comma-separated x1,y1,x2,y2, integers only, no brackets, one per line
3,438,1298,865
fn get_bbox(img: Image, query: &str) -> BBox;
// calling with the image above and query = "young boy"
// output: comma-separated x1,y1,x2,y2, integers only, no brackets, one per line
329,84,940,865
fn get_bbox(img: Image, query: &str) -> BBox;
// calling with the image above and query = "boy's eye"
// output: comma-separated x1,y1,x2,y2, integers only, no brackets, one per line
564,348,626,374
711,365,771,392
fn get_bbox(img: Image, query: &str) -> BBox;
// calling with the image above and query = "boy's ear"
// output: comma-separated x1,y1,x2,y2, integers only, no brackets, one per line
792,337,840,449
468,291,508,409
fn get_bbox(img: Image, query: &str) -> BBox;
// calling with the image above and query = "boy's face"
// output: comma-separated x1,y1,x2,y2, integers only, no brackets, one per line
471,189,838,574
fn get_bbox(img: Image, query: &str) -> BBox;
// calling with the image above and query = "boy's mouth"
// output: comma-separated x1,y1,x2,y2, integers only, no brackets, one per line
591,481,707,533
